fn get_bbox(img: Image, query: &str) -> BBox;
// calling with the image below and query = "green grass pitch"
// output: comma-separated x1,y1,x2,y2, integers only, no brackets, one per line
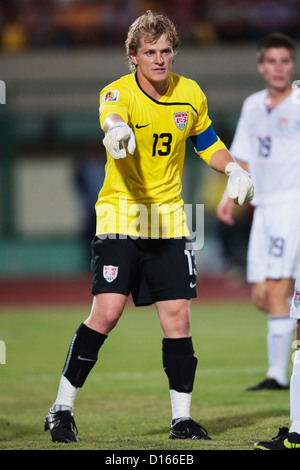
0,300,293,450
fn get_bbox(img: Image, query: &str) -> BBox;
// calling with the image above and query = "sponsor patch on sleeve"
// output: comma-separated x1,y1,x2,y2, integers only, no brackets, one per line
104,90,119,102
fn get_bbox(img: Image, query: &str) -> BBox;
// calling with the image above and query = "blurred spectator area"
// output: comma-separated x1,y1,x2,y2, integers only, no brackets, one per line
0,0,300,51
1,0,300,279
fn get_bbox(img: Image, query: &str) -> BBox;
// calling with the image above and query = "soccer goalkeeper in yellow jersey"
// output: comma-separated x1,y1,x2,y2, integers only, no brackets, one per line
45,10,254,443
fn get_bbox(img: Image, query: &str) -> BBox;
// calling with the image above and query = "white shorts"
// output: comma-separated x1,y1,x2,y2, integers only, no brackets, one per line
247,202,300,283
290,265,300,319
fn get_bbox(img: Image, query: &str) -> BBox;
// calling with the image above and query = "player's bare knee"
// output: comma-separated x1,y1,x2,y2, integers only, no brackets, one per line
103,309,121,330
175,315,190,336
87,305,122,334
164,308,190,337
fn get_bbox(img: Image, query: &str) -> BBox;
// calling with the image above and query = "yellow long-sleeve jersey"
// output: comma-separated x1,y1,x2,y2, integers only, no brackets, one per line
97,72,227,238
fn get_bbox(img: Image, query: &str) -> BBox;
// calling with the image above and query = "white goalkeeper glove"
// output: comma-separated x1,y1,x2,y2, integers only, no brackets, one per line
225,161,254,205
103,122,136,159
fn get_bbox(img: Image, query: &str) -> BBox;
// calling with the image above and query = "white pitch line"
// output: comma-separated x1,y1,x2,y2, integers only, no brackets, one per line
19,366,266,383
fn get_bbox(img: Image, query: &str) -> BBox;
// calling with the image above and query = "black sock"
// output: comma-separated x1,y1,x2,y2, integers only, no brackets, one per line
162,337,198,393
62,323,107,388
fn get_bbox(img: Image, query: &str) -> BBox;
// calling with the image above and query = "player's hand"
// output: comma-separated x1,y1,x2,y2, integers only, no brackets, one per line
103,123,136,159
216,197,235,226
225,161,254,206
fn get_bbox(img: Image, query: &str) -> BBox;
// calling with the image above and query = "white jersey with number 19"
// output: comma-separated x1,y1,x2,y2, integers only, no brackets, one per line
230,88,300,206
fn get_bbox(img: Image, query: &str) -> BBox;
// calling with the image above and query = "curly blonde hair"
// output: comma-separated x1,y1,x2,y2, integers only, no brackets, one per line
125,10,180,72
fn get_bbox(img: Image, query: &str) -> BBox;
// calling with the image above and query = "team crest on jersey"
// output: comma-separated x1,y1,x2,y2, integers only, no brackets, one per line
294,290,300,309
174,112,188,130
104,90,119,102
279,117,289,132
103,265,118,283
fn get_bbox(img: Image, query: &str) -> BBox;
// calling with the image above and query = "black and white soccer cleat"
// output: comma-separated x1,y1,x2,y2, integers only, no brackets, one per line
246,378,289,391
44,409,78,443
169,418,211,440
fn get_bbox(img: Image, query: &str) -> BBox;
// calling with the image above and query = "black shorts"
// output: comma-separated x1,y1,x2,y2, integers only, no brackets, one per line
91,235,197,307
